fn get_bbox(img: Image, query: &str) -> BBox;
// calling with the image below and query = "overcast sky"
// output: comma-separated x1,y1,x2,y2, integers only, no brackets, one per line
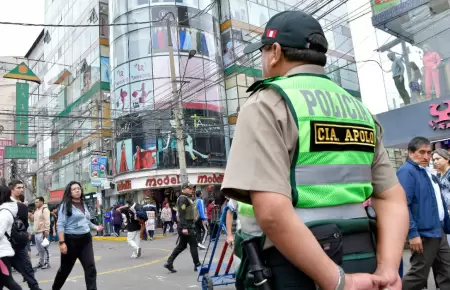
0,0,45,58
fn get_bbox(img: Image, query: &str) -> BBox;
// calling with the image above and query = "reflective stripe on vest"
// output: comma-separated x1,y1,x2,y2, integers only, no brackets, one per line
237,202,367,235
263,74,376,208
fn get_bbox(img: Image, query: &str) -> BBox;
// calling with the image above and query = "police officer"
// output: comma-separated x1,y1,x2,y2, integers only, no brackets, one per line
164,183,201,273
221,10,409,290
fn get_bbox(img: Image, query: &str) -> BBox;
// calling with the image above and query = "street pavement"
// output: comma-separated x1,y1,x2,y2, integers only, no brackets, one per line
12,236,438,290
13,235,235,290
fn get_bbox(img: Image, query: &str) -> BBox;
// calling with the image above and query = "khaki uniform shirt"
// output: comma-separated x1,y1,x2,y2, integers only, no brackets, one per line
221,65,398,204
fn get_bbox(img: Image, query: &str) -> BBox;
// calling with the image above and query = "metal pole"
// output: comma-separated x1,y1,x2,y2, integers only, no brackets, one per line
167,18,188,184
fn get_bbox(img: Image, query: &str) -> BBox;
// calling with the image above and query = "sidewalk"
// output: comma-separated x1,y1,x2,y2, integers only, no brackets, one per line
92,228,171,241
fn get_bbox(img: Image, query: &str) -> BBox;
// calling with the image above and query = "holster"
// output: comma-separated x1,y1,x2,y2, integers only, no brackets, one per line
235,218,377,290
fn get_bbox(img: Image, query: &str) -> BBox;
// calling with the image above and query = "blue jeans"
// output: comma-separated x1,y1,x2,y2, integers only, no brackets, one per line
104,222,112,234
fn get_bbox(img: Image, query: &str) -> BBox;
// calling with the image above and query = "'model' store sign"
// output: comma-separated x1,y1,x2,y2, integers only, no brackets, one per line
145,173,224,188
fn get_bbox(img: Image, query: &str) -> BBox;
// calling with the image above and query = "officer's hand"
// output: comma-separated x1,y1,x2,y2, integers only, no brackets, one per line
226,235,234,246
409,236,423,254
182,229,188,235
344,273,389,290
374,268,401,290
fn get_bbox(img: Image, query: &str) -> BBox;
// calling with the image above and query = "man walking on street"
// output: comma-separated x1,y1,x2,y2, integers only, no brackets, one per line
33,196,51,269
399,137,450,289
195,190,207,249
9,180,43,290
164,183,200,273
117,200,142,258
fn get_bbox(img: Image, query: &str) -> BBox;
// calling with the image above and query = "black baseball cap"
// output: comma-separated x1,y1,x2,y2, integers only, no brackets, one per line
182,182,195,190
243,10,326,54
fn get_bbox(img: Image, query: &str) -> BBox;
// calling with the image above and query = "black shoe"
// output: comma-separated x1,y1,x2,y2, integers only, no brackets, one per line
33,263,43,269
137,248,142,258
41,264,50,270
164,263,177,273
194,262,201,272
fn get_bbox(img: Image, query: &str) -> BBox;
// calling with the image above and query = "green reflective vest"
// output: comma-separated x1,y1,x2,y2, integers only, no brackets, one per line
237,73,376,231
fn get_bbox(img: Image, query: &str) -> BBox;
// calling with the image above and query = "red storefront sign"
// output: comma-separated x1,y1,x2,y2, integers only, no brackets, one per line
117,180,132,192
197,173,224,184
429,100,450,130
48,190,64,203
146,175,181,187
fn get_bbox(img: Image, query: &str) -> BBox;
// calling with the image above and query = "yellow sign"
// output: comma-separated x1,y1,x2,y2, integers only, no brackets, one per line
312,122,375,152
3,62,41,84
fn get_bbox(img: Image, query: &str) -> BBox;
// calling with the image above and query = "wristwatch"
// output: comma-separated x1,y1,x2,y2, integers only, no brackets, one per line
335,266,345,290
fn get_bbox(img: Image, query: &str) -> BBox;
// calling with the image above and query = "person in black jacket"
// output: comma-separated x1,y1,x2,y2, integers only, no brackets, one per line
8,180,42,290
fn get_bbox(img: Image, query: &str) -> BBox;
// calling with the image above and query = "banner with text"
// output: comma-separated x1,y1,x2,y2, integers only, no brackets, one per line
15,83,29,145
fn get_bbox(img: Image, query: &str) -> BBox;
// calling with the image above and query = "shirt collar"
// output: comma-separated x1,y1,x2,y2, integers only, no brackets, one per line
11,196,19,203
284,65,326,76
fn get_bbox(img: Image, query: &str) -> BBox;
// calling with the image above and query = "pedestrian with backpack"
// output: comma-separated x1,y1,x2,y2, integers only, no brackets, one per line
52,181,103,290
0,185,22,290
8,180,42,290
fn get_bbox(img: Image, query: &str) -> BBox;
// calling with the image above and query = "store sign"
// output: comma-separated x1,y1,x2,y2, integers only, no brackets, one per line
113,63,130,90
372,0,428,26
90,151,108,187
117,180,132,192
429,100,450,130
130,58,152,82
145,173,224,187
146,175,180,187
0,139,12,148
197,173,224,184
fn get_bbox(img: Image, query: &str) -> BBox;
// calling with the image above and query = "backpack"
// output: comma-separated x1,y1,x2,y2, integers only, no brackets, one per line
136,208,148,221
1,208,29,248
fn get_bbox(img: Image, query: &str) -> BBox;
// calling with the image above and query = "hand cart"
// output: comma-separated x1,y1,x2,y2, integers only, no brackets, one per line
197,205,236,290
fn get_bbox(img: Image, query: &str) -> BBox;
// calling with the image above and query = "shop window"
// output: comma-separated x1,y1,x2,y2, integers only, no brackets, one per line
111,0,128,20
128,0,149,11
129,28,151,60
113,35,129,68
178,0,199,9
152,56,180,79
229,0,248,23
112,15,128,41
112,84,131,118
226,87,238,115
128,8,150,32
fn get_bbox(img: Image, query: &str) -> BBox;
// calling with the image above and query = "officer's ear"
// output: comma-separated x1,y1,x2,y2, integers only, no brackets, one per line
269,43,283,67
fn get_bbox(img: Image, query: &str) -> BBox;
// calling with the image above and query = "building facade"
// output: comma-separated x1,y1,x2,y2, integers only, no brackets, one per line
108,0,362,207
0,57,19,186
344,0,450,151
25,0,111,212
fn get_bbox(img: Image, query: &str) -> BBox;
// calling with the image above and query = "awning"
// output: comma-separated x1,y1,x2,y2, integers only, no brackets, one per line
48,190,64,203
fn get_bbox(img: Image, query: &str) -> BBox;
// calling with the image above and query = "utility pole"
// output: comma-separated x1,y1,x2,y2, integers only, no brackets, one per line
167,18,188,185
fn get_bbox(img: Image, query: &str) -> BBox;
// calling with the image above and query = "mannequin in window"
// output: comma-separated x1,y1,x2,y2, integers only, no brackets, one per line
423,44,441,99
387,52,410,105
119,142,129,173
185,134,209,161
408,61,423,104
183,29,192,50
179,27,186,49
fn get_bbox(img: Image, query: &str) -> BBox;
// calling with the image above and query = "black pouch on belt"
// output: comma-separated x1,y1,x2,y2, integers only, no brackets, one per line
309,223,344,265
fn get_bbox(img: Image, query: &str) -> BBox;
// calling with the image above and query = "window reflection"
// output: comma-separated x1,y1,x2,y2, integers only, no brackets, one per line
129,28,151,60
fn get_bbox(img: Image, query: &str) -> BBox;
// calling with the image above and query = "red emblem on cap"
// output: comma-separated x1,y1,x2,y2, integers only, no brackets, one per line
266,29,277,38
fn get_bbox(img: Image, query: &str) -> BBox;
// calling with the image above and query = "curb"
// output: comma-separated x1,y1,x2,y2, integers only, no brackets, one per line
93,235,168,242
